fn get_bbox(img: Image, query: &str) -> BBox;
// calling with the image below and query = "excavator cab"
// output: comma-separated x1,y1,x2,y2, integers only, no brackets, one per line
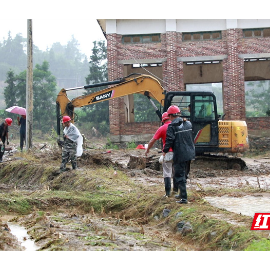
164,91,220,154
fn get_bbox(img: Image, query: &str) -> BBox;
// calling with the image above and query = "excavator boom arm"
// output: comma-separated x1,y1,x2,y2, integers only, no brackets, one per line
76,74,164,106
56,74,165,135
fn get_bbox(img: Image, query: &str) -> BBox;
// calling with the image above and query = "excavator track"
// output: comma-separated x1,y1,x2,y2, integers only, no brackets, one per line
195,154,247,171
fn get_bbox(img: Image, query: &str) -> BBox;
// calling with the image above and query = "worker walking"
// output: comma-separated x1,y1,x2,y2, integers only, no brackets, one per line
17,115,26,151
60,116,83,172
0,118,13,162
163,106,195,204
145,112,175,197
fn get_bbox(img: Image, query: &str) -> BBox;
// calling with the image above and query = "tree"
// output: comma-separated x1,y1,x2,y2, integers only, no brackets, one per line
4,70,17,108
0,33,91,103
245,81,270,117
3,61,57,132
85,41,107,84
134,94,162,122
82,41,108,133
33,61,57,130
14,70,27,107
0,32,26,80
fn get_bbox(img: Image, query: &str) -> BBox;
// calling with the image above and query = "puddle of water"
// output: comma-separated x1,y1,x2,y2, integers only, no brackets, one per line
205,195,270,217
8,223,39,251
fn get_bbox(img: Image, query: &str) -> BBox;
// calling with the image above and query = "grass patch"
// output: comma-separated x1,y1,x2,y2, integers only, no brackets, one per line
1,157,269,251
245,238,270,251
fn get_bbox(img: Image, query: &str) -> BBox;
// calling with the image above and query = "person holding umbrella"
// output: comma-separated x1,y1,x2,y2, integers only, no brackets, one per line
0,118,13,162
5,106,26,152
17,115,26,151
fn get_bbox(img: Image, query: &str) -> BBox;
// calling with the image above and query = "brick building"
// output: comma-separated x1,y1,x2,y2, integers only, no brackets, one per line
97,19,270,144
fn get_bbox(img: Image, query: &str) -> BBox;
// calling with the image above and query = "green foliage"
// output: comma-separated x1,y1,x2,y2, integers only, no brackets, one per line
33,61,57,130
3,61,57,132
0,30,109,137
45,36,89,88
85,41,107,84
0,109,5,119
245,238,270,251
0,32,27,81
0,32,90,93
134,93,162,122
4,70,17,108
81,41,109,133
105,138,119,150
127,141,137,149
245,81,270,117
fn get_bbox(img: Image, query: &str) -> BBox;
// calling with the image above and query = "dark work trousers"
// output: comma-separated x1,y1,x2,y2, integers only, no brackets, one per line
20,132,26,151
173,160,190,192
172,166,178,192
174,162,187,184
186,160,191,178
0,144,5,161
173,161,188,200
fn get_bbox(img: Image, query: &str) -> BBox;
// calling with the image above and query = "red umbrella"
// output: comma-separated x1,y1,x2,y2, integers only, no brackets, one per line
5,106,26,115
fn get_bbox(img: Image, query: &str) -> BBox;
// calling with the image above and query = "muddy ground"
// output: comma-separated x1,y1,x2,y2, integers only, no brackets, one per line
1,134,270,252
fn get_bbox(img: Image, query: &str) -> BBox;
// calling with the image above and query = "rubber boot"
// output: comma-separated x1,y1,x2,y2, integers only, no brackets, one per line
164,177,171,197
72,161,77,170
0,145,4,162
176,182,188,204
172,176,178,193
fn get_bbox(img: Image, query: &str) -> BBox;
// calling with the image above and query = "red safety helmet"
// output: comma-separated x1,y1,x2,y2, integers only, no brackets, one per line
162,112,169,122
5,118,13,126
62,116,71,123
167,105,180,115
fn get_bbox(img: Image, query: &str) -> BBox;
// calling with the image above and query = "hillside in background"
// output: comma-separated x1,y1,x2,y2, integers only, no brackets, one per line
0,33,92,110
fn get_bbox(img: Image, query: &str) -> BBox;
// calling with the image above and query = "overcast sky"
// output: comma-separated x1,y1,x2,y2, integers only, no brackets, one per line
0,19,106,59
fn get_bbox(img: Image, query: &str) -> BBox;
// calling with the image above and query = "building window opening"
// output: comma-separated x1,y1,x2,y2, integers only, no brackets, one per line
243,28,270,38
245,80,270,117
122,34,161,44
132,63,162,68
133,94,163,122
182,31,222,41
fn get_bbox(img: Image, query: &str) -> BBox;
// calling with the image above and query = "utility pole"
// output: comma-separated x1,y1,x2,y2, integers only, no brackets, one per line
26,19,33,150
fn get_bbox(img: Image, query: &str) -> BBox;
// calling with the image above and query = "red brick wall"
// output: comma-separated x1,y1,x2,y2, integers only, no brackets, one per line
246,117,270,130
223,29,246,120
107,29,270,140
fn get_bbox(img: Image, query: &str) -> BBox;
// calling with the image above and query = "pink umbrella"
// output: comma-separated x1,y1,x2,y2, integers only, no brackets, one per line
5,106,26,115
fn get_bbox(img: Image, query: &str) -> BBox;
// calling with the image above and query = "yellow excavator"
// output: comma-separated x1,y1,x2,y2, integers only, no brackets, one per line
56,73,249,169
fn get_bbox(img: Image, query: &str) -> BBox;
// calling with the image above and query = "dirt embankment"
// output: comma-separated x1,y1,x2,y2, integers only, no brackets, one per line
1,136,270,251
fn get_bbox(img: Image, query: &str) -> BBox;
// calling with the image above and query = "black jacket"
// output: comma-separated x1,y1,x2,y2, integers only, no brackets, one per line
0,122,8,144
163,117,195,163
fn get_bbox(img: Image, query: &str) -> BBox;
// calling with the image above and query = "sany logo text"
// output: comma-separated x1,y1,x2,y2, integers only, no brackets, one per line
251,213,270,230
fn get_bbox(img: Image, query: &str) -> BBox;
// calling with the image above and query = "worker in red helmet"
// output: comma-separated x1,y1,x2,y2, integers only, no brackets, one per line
163,105,195,204
59,116,83,172
0,118,13,162
145,112,175,197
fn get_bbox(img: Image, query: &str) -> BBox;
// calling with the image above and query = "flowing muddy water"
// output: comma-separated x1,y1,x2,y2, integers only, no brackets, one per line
189,157,270,218
7,223,39,251
205,195,270,217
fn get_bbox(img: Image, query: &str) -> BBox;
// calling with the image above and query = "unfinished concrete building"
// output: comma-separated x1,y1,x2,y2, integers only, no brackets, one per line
97,19,270,144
